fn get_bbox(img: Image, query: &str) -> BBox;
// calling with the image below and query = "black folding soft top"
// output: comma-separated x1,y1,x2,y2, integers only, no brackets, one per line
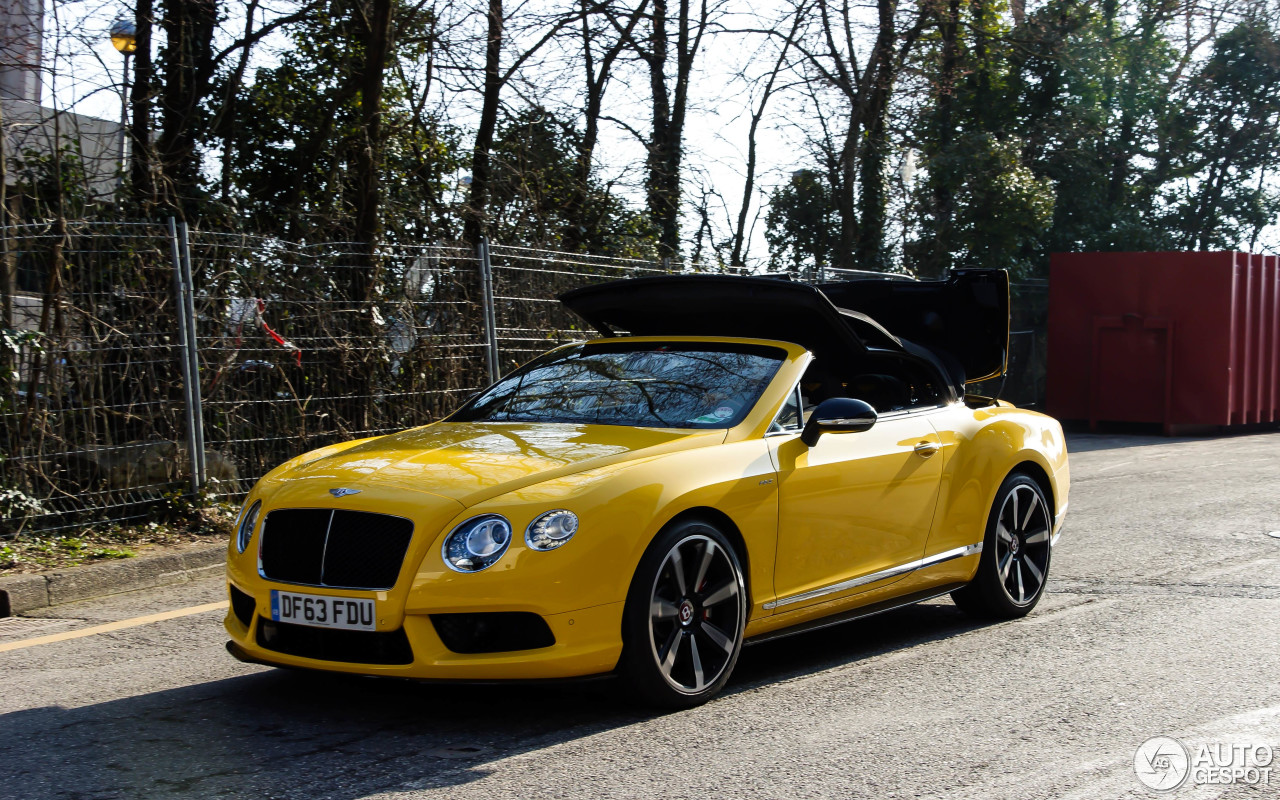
559,270,1009,387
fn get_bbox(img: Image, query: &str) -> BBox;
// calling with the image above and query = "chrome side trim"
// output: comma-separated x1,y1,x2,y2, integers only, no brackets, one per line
746,584,966,646
762,541,983,610
875,402,951,420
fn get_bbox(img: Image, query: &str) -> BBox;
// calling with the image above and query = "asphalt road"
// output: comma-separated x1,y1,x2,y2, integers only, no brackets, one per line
2,431,1279,800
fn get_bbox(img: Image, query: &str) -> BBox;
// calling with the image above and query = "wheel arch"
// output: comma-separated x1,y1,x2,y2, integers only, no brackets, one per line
663,507,750,596
1010,458,1056,518
622,506,753,637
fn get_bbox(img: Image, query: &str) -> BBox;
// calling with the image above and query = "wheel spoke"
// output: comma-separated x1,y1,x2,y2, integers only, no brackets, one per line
999,552,1013,581
1024,529,1049,546
1010,491,1020,531
693,540,716,592
701,578,738,607
997,523,1013,544
1021,491,1040,530
1016,560,1026,602
701,620,734,653
648,534,743,694
660,627,682,675
689,635,705,691
652,598,679,620
669,547,688,596
1023,556,1044,586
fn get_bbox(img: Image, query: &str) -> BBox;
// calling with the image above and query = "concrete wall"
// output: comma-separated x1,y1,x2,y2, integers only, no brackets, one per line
2,97,123,201
0,0,44,104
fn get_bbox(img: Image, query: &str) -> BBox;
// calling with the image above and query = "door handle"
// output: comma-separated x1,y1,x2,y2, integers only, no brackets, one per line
914,441,940,458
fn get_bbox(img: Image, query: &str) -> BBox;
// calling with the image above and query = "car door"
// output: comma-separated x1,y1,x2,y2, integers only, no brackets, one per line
767,408,944,611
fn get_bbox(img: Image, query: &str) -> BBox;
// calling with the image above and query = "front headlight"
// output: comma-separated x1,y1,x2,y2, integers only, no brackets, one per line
236,499,261,553
442,514,513,572
525,509,578,551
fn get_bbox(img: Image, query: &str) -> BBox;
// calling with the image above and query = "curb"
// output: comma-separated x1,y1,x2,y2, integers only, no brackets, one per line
0,543,226,617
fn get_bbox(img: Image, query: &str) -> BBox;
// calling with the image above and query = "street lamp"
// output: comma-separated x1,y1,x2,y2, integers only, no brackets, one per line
109,18,136,190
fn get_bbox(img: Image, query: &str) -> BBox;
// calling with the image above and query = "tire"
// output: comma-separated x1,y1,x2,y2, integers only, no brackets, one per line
951,472,1052,619
619,518,747,709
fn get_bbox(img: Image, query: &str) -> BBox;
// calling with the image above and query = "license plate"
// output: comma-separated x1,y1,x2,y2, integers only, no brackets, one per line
270,590,375,631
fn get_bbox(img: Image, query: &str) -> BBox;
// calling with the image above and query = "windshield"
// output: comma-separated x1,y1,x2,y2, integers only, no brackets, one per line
451,342,787,428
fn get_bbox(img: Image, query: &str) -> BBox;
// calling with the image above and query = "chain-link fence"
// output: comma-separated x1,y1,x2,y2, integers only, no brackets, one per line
1,222,1048,534
186,234,490,500
1,221,191,533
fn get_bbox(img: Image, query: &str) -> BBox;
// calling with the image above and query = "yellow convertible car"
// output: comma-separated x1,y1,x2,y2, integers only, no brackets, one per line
225,271,1069,707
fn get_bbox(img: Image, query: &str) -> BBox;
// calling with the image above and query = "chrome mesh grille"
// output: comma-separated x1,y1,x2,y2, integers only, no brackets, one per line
259,509,413,590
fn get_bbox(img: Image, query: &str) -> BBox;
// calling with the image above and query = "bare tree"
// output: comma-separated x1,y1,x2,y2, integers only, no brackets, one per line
611,0,714,258
561,0,648,252
130,0,157,210
791,0,927,269
729,5,804,267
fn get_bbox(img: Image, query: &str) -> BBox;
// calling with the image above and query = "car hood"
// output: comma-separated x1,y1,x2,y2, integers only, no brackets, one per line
271,422,726,508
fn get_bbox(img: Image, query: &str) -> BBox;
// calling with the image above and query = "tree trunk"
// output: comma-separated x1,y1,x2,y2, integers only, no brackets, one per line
927,0,961,276
855,0,896,271
563,0,647,252
157,0,217,217
833,125,858,270
351,0,394,302
464,0,504,246
730,9,799,267
130,0,156,210
644,0,676,257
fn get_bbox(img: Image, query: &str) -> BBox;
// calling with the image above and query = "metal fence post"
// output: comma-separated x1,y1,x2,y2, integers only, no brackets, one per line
168,218,201,495
477,238,500,385
179,222,206,488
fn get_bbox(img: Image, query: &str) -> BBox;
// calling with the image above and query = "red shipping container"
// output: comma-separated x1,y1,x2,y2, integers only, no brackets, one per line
1047,251,1280,433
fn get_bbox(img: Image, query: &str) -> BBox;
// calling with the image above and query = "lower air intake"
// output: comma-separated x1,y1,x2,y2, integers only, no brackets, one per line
256,619,414,665
229,584,256,628
430,612,556,654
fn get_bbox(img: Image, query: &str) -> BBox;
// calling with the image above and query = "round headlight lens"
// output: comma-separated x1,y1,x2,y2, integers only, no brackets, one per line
442,515,512,572
236,500,261,553
526,509,578,551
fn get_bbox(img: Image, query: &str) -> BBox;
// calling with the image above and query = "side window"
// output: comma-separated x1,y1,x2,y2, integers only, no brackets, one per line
768,385,803,432
848,357,942,412
800,357,943,414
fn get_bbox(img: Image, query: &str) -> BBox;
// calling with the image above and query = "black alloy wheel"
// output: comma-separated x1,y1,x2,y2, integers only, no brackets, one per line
952,472,1052,618
621,519,746,708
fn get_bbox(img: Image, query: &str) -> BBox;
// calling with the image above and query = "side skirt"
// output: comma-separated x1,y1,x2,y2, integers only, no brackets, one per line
742,582,968,647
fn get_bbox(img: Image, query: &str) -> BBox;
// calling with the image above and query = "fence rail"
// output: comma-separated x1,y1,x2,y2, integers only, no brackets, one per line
0,221,1047,535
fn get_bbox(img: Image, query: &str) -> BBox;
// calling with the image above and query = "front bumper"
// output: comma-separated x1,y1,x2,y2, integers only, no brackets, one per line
223,581,625,680
1051,501,1068,547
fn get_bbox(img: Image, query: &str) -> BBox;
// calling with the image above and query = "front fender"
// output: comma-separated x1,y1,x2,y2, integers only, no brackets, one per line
404,439,779,619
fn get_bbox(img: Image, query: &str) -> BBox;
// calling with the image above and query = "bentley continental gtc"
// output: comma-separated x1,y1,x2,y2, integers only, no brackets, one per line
224,271,1069,707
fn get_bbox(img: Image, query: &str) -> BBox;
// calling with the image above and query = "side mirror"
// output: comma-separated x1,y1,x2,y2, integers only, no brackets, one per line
801,397,878,446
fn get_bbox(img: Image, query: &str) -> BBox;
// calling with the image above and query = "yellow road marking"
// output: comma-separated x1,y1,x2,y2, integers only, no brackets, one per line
0,601,227,654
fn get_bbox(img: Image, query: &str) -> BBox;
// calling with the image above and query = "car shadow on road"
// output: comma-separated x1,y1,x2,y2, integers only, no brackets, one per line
0,602,993,799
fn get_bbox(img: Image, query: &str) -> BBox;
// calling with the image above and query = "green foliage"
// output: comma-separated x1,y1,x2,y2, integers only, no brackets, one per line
1163,20,1280,250
10,143,98,219
0,487,43,521
765,169,836,276
487,108,656,257
942,135,1056,278
894,0,1280,277
218,1,465,242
